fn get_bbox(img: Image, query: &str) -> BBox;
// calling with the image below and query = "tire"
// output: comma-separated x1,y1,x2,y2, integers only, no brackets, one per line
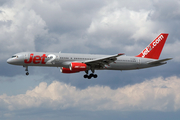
88,76,92,79
93,74,98,78
84,74,88,78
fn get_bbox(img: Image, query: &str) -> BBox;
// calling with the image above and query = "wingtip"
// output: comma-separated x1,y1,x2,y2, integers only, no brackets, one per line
118,53,125,56
167,58,173,60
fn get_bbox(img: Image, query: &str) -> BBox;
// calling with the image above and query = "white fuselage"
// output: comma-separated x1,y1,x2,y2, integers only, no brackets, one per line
7,52,163,71
6,33,171,78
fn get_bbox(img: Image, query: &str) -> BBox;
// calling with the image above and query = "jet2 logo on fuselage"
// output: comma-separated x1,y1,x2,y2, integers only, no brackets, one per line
24,54,56,64
24,54,47,64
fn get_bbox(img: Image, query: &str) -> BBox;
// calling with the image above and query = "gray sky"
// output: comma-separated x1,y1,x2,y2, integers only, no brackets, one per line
0,0,180,119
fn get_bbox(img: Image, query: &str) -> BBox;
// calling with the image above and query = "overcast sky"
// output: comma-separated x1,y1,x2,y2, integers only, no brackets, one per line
1,0,180,119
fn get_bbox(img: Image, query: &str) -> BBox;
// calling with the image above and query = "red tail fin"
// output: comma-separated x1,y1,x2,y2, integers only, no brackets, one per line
136,33,168,59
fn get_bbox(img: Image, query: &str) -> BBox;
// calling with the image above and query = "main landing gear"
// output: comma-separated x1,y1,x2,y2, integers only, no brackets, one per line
24,66,29,75
84,74,98,79
84,70,98,79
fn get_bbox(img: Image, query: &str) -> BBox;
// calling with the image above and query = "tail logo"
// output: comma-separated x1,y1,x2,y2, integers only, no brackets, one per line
142,35,164,58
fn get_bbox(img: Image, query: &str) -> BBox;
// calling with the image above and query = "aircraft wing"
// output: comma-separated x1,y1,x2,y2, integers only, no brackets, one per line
83,53,124,68
148,58,173,65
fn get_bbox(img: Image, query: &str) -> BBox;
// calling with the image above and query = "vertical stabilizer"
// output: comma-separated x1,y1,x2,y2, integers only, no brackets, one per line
136,33,168,59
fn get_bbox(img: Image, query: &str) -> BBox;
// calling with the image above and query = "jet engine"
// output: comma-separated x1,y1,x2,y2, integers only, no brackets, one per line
60,63,87,74
70,62,87,71
60,67,79,73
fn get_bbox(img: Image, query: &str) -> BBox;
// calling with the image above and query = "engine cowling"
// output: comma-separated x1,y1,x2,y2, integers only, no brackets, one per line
70,62,87,71
60,67,79,73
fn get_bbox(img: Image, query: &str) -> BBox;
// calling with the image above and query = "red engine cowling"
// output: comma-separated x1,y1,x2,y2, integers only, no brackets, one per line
60,67,79,73
70,62,87,71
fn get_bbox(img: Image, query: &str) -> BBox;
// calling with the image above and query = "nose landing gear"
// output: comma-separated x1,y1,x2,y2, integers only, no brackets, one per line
26,72,29,75
24,66,29,76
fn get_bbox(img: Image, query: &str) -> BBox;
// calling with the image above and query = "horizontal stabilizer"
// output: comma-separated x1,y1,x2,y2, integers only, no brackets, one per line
148,58,172,64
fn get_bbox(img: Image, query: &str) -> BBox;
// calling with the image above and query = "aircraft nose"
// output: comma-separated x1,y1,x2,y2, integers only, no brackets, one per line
7,58,13,64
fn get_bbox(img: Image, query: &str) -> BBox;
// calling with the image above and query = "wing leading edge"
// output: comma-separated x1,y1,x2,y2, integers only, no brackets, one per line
82,53,124,68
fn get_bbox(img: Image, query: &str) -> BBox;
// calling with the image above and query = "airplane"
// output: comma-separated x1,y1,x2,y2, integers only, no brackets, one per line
7,33,172,79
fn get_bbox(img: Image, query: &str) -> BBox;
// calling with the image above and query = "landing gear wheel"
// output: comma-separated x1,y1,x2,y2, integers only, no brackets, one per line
26,72,29,75
93,74,98,78
84,74,88,78
88,76,92,79
84,70,98,79
89,73,94,77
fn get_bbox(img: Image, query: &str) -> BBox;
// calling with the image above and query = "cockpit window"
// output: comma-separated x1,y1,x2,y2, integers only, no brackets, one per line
12,55,18,58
